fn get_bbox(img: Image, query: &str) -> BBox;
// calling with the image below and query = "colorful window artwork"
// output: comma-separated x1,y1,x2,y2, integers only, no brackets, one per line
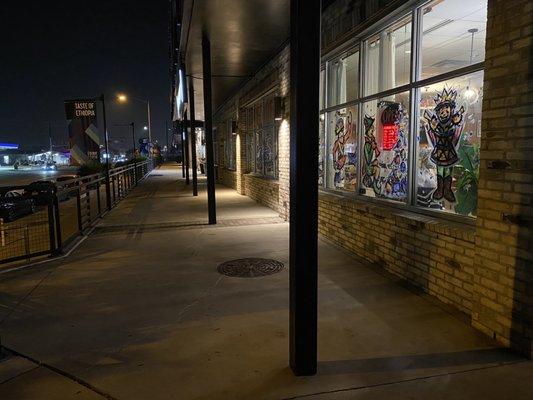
319,0,487,217
361,94,409,201
326,106,358,192
417,72,482,216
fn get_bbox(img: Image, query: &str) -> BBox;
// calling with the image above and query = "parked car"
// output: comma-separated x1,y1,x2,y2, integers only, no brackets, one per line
42,161,57,171
0,191,36,222
55,175,80,201
23,180,56,205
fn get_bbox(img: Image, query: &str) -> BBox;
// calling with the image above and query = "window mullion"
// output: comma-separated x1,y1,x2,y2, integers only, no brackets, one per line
408,6,423,207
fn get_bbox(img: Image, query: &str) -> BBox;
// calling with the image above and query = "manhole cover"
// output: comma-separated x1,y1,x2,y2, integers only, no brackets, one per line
217,258,284,278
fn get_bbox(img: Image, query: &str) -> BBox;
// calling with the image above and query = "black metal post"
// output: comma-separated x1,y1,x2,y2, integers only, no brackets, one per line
184,113,190,185
54,196,63,252
188,77,198,196
180,121,186,178
131,122,138,185
76,187,83,233
47,200,56,255
96,181,102,216
289,0,320,376
202,32,217,224
165,120,169,159
100,94,112,211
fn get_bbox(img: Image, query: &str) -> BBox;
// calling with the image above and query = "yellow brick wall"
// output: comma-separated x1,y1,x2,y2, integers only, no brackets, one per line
472,0,533,357
319,192,476,315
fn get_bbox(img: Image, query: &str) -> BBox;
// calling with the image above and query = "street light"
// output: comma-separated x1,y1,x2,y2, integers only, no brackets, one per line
143,126,148,131
116,93,152,143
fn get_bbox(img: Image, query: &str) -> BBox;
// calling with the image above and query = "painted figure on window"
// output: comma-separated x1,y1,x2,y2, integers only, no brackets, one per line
332,110,357,190
423,88,465,203
362,114,381,195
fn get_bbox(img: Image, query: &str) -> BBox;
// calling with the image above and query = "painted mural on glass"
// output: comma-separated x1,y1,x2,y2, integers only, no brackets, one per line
331,108,357,191
423,88,464,202
417,78,481,216
362,99,409,200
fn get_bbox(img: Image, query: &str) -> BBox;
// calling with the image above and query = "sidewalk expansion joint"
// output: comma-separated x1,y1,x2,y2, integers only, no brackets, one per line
280,359,528,400
2,346,119,400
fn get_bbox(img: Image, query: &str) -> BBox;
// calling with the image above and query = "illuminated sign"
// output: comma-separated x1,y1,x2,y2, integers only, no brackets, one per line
382,124,398,151
0,142,19,150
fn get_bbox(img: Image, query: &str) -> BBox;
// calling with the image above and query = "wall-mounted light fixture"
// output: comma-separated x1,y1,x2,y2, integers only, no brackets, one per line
274,96,284,121
231,120,238,135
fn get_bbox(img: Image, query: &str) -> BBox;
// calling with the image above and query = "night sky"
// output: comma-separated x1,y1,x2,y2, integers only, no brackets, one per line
1,0,170,151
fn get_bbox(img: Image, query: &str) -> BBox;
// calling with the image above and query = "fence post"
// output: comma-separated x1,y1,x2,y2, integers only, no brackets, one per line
24,226,30,261
54,195,63,254
96,180,101,216
112,174,116,205
47,199,57,255
76,186,83,233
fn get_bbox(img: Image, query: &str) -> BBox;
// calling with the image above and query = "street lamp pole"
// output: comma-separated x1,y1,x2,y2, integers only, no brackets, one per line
131,122,138,185
147,100,152,143
100,93,112,211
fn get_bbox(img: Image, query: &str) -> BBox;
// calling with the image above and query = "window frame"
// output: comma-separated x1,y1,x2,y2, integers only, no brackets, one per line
244,89,280,180
319,0,486,223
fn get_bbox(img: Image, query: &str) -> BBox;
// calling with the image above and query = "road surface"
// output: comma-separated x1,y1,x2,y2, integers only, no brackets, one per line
0,166,79,187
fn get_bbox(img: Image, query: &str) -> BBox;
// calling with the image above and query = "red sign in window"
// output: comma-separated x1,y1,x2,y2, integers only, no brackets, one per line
382,124,398,151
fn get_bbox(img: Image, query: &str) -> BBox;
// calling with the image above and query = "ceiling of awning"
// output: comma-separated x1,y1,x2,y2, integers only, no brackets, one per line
180,0,290,121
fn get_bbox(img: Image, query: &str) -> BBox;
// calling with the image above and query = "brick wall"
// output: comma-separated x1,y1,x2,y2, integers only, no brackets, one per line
319,192,476,315
214,46,291,219
244,175,280,213
472,0,533,357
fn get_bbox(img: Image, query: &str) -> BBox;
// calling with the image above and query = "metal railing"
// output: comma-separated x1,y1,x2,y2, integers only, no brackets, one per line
0,160,152,265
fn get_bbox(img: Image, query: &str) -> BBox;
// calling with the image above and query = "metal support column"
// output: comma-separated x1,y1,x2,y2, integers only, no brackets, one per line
202,31,217,224
180,121,185,178
184,114,190,185
188,77,198,196
289,0,320,376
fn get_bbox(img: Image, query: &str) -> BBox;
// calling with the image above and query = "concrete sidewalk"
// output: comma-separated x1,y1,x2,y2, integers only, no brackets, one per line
0,163,531,399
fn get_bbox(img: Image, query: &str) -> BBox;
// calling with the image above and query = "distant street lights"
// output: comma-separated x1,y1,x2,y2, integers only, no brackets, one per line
116,93,152,142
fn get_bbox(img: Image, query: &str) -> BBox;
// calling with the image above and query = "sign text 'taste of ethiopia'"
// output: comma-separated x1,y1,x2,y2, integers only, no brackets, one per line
64,99,101,165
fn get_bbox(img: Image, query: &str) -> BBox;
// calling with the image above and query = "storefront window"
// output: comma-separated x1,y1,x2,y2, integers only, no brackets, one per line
319,0,486,218
364,16,411,96
326,105,358,191
246,108,254,173
361,92,409,201
247,93,278,178
417,71,483,216
327,50,359,107
421,0,487,79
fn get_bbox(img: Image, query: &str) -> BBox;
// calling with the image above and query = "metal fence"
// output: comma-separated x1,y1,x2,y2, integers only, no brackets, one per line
0,160,152,265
